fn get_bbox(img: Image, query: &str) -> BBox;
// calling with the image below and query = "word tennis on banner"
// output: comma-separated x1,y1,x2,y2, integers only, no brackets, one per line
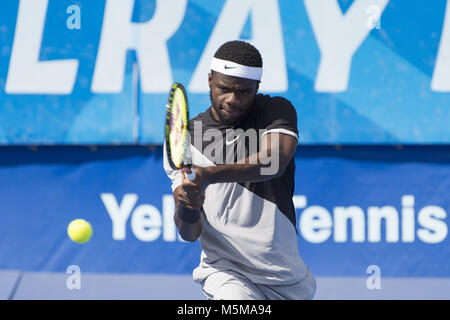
101,193,448,244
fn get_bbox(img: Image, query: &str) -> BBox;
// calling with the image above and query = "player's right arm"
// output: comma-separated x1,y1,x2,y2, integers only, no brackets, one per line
172,181,204,242
164,141,204,242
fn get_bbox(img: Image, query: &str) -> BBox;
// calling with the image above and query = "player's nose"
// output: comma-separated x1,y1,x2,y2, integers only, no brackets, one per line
225,97,245,114
225,92,240,107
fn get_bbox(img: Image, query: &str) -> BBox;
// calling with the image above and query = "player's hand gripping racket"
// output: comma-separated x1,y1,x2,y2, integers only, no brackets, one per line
165,82,196,181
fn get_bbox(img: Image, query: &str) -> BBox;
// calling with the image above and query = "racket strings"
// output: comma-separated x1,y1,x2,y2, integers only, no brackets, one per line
167,85,189,169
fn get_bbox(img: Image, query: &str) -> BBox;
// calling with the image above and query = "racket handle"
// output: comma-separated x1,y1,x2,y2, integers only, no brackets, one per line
185,169,196,181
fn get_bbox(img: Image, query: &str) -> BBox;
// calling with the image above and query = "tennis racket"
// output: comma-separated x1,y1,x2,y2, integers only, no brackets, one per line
165,82,196,181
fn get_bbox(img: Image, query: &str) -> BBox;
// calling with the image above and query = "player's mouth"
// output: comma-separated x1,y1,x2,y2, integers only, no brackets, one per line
221,106,241,117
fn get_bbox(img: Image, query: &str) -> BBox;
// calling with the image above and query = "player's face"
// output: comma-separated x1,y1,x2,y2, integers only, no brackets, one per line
208,72,259,125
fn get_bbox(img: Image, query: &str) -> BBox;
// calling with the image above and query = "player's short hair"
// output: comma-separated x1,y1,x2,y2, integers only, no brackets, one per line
213,40,263,68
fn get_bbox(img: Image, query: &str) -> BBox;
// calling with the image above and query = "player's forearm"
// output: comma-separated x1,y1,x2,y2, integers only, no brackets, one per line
206,149,288,184
172,185,204,242
174,207,203,242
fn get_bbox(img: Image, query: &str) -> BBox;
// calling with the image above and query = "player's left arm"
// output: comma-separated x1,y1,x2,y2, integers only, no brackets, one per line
192,133,296,187
183,97,298,189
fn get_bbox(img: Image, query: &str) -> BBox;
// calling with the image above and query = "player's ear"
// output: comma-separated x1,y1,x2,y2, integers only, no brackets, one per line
255,81,260,93
208,73,213,89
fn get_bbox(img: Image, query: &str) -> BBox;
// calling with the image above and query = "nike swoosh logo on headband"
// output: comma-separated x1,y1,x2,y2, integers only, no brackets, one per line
211,57,262,81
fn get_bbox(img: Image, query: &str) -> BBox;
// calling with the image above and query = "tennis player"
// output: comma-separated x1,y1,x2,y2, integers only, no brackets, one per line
163,40,316,300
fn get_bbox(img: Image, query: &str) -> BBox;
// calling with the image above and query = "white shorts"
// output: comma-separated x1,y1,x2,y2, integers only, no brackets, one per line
200,269,316,300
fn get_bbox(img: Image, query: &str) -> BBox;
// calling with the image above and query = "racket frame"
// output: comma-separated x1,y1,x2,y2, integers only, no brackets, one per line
165,83,193,173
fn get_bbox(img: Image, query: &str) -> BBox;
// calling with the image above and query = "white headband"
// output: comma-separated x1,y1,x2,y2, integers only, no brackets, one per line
210,57,262,81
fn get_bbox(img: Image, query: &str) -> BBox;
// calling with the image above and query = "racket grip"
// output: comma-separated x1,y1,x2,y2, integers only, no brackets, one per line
185,169,196,181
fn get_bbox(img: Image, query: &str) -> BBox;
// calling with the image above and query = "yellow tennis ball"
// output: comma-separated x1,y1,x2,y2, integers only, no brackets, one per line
67,219,93,244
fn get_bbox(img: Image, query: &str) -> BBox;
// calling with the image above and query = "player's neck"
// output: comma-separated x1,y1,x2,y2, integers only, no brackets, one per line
209,106,221,123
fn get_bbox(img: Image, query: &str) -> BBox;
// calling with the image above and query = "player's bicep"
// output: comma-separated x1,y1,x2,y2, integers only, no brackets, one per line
260,132,297,173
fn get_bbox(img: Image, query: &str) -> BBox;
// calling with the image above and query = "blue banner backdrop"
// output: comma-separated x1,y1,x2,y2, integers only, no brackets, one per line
0,146,449,277
1,0,450,144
